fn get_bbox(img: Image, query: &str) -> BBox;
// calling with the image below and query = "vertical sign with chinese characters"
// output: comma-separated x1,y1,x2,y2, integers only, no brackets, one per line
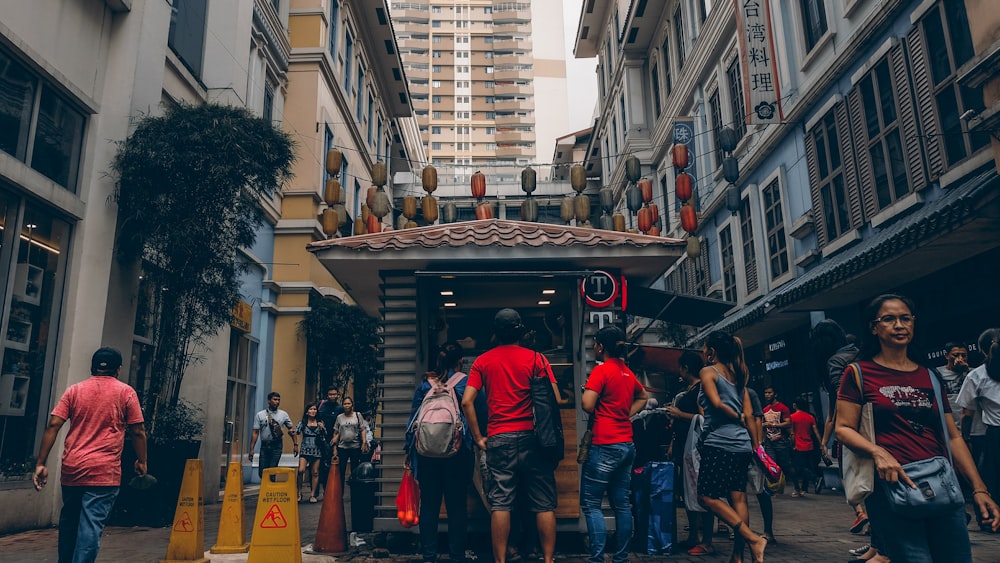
734,0,784,124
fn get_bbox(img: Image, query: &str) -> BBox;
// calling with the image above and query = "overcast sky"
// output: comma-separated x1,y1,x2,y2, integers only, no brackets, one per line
563,1,598,132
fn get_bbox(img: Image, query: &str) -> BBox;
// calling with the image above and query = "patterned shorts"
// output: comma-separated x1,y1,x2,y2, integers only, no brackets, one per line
697,445,752,499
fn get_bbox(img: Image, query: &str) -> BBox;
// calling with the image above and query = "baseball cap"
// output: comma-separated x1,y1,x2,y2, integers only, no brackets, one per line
494,308,523,331
91,347,123,375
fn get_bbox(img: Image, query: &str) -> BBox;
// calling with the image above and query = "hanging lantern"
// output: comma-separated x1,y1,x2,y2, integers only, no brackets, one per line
402,195,418,219
322,208,338,236
521,167,537,194
475,202,494,220
520,198,538,222
637,207,653,232
442,202,458,224
397,214,408,230
671,144,689,170
361,203,371,222
686,236,702,257
404,220,418,229
372,161,388,187
422,166,438,193
719,127,740,153
366,186,378,208
600,213,614,230
560,196,576,224
354,217,367,235
624,154,642,183
680,204,698,233
649,203,660,225
574,193,591,223
325,148,343,176
333,203,348,226
471,170,487,199
599,187,615,211
371,189,391,218
638,178,653,204
570,165,587,192
613,213,626,232
367,214,381,234
422,195,439,223
324,179,341,206
726,183,742,215
625,185,643,213
676,172,693,202
723,157,740,184
648,225,661,237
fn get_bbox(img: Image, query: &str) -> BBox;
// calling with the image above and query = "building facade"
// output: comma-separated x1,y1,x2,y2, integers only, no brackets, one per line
575,0,1000,404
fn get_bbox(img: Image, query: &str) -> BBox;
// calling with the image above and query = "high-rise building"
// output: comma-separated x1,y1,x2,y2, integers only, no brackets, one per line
390,1,570,185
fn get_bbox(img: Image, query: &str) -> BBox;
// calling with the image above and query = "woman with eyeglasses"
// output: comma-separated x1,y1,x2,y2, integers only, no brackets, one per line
836,294,1000,562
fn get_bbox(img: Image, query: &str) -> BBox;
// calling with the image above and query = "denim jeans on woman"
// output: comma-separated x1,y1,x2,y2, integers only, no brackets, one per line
864,478,972,563
580,442,636,563
59,485,119,563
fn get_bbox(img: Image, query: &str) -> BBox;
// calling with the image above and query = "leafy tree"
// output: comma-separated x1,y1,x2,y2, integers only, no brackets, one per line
112,102,295,421
300,292,381,412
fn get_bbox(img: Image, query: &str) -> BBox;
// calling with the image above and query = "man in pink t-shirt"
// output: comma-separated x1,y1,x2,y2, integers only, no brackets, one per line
33,347,147,563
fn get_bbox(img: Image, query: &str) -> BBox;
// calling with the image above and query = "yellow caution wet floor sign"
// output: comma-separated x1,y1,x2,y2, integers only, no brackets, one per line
247,467,301,563
161,459,210,563
211,462,250,554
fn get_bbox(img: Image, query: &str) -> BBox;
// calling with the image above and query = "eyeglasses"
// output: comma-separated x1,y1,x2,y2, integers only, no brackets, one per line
873,314,916,326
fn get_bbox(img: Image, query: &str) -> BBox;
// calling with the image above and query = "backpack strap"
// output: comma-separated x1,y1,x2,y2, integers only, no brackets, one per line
444,371,467,391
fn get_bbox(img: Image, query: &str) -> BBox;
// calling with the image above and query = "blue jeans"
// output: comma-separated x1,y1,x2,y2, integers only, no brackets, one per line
580,442,636,563
59,486,119,563
865,479,972,562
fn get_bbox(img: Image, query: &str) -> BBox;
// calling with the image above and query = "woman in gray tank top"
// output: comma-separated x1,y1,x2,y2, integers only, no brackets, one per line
696,331,768,563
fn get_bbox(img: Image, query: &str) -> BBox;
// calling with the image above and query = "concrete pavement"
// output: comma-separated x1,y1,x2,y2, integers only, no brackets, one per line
2,487,1000,562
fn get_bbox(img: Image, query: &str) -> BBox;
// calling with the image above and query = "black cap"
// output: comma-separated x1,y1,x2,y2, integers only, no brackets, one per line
494,308,523,331
91,347,123,375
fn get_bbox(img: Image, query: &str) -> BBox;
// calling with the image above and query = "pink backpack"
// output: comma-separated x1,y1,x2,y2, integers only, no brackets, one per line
411,373,466,458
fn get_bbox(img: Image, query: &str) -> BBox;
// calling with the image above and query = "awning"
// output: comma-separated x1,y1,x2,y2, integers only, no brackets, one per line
626,285,735,328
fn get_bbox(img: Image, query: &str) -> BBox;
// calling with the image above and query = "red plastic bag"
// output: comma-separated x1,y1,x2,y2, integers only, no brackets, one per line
755,445,782,482
396,469,420,528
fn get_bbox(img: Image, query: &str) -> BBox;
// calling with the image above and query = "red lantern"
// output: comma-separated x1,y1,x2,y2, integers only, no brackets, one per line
637,207,653,232
367,214,381,234
471,171,487,199
676,173,693,202
475,202,494,220
648,225,661,237
649,203,660,224
680,204,698,233
672,144,689,170
366,186,378,208
638,178,653,204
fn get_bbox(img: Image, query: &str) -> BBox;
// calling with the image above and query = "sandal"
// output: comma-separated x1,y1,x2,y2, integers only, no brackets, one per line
687,544,715,556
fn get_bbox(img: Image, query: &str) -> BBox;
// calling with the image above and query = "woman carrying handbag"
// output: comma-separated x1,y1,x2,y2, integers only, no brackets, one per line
836,294,1000,562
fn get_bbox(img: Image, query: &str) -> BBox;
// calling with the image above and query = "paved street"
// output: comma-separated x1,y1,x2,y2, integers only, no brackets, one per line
2,487,1000,562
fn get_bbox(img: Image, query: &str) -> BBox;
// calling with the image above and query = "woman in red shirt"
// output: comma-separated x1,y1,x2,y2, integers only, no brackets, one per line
788,397,822,497
580,326,648,563
836,294,1000,562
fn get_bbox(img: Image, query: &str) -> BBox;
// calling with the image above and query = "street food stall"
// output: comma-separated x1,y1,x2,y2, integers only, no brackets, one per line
308,219,729,531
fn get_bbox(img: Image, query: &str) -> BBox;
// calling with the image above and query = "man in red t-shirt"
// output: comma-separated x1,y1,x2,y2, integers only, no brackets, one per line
788,398,823,497
761,387,795,490
462,308,561,563
33,347,147,563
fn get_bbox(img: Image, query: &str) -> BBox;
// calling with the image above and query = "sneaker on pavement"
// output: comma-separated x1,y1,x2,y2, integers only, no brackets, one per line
849,543,871,557
850,515,869,534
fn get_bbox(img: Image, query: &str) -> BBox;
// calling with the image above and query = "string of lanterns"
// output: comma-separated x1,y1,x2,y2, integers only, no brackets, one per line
673,144,701,257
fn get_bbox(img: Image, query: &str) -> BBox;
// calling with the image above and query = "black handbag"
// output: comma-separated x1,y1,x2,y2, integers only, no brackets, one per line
529,352,564,463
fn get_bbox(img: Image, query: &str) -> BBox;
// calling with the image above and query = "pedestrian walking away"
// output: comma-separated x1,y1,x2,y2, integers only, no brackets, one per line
956,328,1000,532
249,391,297,478
788,397,823,498
580,326,647,563
836,294,1000,562
461,308,565,563
32,347,147,563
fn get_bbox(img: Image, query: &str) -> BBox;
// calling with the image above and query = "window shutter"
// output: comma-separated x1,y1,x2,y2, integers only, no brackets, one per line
890,41,927,192
847,87,878,219
906,26,943,181
803,131,828,249
684,257,696,295
835,102,865,228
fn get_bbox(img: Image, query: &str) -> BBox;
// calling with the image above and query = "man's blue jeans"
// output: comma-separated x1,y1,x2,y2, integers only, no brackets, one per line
59,485,119,563
580,442,636,563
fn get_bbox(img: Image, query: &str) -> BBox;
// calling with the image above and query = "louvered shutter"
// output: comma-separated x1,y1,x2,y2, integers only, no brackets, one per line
803,129,828,249
699,243,711,296
684,257,696,295
890,41,927,192
848,87,878,219
835,101,865,227
907,25,944,181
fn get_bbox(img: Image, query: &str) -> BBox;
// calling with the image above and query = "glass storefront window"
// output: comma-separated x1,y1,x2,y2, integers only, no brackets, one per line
0,201,70,468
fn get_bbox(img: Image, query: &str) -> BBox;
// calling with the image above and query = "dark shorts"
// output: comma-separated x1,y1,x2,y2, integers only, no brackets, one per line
485,431,558,513
697,445,752,499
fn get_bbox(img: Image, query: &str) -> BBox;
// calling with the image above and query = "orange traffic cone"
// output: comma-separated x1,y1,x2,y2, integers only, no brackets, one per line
312,457,347,553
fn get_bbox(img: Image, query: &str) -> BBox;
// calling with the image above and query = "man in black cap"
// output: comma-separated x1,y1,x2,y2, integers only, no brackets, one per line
462,308,562,563
33,347,147,563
